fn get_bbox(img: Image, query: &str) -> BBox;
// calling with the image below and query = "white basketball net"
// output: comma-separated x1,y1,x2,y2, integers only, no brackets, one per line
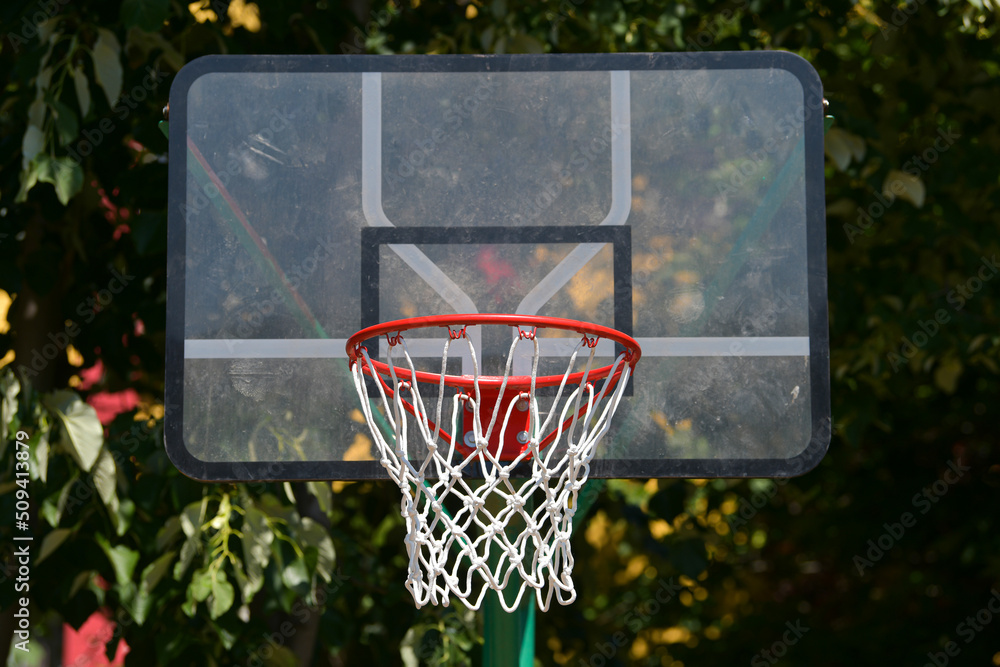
349,323,634,612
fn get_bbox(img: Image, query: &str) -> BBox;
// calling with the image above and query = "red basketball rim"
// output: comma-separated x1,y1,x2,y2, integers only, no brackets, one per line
346,313,641,390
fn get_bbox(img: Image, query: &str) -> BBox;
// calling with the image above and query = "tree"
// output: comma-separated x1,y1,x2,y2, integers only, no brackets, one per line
2,0,998,665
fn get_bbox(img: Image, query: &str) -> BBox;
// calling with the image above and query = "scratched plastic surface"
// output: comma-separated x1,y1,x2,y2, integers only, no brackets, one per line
167,54,829,480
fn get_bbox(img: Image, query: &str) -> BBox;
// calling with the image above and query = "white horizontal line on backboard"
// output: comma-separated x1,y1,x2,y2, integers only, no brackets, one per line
183,336,810,359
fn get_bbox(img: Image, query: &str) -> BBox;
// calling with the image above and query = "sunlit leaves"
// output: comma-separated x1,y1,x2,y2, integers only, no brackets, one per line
883,169,926,208
825,127,866,171
96,533,141,587
43,390,103,471
92,29,124,106
17,155,85,205
20,125,45,171
37,528,73,565
72,66,92,116
0,370,19,447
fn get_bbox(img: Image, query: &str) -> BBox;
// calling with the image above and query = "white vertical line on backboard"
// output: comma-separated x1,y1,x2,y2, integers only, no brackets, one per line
360,72,482,371
515,70,632,320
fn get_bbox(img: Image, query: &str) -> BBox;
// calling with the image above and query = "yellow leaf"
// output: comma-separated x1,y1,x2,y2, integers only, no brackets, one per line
933,358,962,394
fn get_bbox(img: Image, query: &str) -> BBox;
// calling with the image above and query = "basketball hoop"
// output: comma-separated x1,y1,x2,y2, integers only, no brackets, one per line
346,314,640,611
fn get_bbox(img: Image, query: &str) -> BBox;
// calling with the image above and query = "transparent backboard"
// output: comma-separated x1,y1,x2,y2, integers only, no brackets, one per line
165,53,830,481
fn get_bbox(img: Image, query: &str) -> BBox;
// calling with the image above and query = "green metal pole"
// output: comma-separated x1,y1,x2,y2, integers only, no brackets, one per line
483,486,535,667
483,593,534,667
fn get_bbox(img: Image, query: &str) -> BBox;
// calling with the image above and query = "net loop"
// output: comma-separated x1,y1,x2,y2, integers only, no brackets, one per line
346,314,640,612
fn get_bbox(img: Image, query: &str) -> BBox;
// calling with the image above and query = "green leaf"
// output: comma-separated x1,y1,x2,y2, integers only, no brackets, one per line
306,481,333,516
190,567,213,602
240,507,272,601
16,155,44,203
49,158,85,205
0,370,19,449
73,66,91,116
43,390,103,471
27,154,83,205
400,627,420,667
156,515,182,550
297,517,335,583
115,498,136,537
174,535,199,581
129,551,177,625
70,570,95,598
281,559,310,590
41,475,77,527
28,98,46,127
179,500,205,538
37,528,73,564
209,573,235,619
32,431,49,483
182,585,198,617
91,449,119,513
121,0,170,33
92,29,123,107
21,125,45,170
142,551,176,593
49,100,79,147
96,533,141,586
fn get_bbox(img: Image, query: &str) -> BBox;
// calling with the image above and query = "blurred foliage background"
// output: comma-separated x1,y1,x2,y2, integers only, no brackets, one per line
2,0,999,665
